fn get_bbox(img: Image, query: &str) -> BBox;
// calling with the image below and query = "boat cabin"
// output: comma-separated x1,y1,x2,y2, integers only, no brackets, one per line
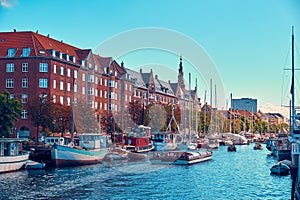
0,138,27,157
78,133,107,150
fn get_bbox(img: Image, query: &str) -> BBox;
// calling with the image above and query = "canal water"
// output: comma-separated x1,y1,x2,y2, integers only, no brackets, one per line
0,143,292,199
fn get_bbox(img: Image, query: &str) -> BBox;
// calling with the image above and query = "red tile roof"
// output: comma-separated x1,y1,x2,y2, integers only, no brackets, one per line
0,31,91,65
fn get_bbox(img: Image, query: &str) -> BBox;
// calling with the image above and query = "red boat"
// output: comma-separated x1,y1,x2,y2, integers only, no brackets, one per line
123,125,154,153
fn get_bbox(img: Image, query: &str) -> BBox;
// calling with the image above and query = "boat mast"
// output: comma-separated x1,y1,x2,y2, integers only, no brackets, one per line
71,77,75,143
291,26,296,135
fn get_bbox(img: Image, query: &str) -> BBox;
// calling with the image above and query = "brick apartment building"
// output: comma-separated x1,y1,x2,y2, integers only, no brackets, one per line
0,30,199,139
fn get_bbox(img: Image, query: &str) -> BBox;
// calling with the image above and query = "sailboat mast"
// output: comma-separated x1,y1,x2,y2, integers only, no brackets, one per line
71,77,75,142
291,26,295,135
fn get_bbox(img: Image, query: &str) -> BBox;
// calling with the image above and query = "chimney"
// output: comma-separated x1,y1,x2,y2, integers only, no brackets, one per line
155,75,158,79
13,29,16,32
140,68,142,73
121,61,124,67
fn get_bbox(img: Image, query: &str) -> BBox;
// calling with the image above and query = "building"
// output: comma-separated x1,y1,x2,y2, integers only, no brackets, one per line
0,30,200,139
231,97,257,113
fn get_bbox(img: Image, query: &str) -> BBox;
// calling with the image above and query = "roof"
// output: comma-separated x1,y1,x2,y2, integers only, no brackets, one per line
126,68,147,89
0,31,92,65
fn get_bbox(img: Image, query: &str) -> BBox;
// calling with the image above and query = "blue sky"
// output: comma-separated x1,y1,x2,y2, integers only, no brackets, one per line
1,0,300,113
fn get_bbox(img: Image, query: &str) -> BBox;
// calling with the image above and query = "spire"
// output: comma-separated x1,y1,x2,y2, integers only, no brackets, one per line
179,55,183,74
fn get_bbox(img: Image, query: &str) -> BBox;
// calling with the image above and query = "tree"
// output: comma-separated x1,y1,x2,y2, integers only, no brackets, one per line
0,90,23,137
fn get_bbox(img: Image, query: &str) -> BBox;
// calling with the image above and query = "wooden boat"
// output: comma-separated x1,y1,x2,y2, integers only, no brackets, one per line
51,133,108,167
151,132,177,151
150,150,213,165
123,125,154,153
270,162,290,175
25,160,46,170
0,138,29,173
253,143,263,150
227,144,236,152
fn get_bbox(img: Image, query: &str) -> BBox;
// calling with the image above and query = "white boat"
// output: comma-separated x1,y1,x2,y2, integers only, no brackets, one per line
0,138,29,173
151,132,177,151
25,160,46,170
51,133,108,167
270,162,290,175
150,149,213,165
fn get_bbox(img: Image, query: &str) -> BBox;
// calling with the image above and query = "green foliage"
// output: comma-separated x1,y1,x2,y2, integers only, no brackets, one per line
0,90,23,137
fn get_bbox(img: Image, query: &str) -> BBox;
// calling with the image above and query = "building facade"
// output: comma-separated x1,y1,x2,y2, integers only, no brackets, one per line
0,31,200,139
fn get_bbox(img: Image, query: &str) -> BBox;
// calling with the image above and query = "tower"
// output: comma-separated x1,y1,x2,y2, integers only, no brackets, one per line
178,55,186,91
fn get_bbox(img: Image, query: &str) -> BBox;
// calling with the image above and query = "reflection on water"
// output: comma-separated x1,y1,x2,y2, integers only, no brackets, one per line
0,143,291,199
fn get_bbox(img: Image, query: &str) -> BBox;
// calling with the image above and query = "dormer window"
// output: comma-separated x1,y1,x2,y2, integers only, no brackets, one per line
66,54,69,61
52,49,56,57
81,60,85,67
59,52,62,59
7,48,17,58
21,48,31,57
72,56,76,63
95,64,98,71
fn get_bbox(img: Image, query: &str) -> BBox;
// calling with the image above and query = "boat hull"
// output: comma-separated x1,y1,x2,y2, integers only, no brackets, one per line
153,142,177,151
51,145,108,167
0,153,29,173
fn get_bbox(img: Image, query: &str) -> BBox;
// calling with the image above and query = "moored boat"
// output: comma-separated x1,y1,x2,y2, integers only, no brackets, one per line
254,143,263,150
150,149,213,165
123,125,154,153
151,132,177,151
25,160,46,170
51,133,108,167
0,138,29,173
227,144,236,152
270,162,290,175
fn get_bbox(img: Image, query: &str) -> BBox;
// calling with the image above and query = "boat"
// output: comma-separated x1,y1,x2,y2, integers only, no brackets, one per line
270,162,290,175
51,133,108,167
151,132,177,151
23,136,66,166
123,125,154,153
253,143,263,150
25,160,46,170
227,144,236,152
0,138,29,173
150,149,213,165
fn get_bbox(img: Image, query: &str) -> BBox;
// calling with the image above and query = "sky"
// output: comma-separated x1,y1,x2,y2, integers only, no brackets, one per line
1,0,300,115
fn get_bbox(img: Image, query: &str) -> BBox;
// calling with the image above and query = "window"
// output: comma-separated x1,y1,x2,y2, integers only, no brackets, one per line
67,68,71,77
125,84,128,90
82,87,85,95
82,74,85,81
53,80,56,89
100,103,102,110
129,96,131,102
125,95,128,101
22,63,28,72
95,64,98,71
108,80,114,87
104,91,107,98
104,103,107,110
100,90,102,97
21,48,31,57
53,65,57,74
22,78,28,88
109,92,114,99
74,70,78,79
60,96,64,105
60,82,64,90
104,79,107,86
21,110,27,119
7,48,17,57
67,83,70,91
129,85,132,92
39,78,48,88
6,63,14,72
6,79,14,88
67,97,71,106
95,89,98,96
74,84,78,93
88,87,94,95
53,95,56,103
21,94,28,104
60,66,64,75
100,78,103,85
88,75,94,83
115,93,117,100
95,77,98,84
95,102,98,109
115,82,117,89
39,63,48,72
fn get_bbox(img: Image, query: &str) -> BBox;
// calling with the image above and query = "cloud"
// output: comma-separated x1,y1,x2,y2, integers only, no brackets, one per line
259,103,290,118
0,0,18,8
